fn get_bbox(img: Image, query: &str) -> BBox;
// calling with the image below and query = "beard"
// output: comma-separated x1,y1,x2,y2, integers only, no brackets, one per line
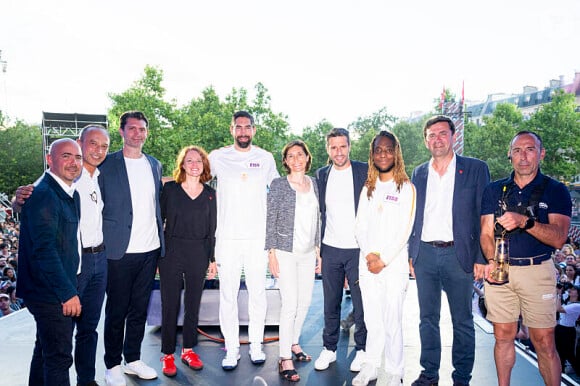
235,135,252,149
375,163,394,174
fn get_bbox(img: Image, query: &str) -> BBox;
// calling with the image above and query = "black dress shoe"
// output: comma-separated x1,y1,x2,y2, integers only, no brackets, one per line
77,381,99,386
411,373,439,386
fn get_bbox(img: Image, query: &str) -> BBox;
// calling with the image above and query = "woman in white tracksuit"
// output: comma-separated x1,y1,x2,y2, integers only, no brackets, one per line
352,131,416,386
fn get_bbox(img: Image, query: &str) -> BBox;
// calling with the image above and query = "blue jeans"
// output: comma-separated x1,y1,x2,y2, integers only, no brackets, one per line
104,249,159,368
27,301,74,386
414,242,475,384
321,243,366,351
74,250,107,384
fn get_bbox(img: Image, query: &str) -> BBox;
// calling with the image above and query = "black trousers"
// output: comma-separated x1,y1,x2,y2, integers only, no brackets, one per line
158,243,208,354
555,324,579,373
320,243,366,351
104,249,159,369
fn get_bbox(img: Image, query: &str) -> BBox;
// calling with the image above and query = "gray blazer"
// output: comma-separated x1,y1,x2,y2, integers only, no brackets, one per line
265,176,321,253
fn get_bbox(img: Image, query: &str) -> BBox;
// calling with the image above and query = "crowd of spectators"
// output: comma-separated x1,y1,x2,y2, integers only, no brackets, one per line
0,206,22,317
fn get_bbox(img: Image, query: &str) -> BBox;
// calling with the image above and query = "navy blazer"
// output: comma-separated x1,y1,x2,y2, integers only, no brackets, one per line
98,150,165,260
408,155,490,272
315,160,368,242
17,173,80,304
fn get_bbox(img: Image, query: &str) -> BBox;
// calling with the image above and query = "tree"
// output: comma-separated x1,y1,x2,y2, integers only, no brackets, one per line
392,119,430,176
464,103,522,180
108,65,180,169
349,108,397,163
0,119,43,195
523,90,580,181
301,120,334,174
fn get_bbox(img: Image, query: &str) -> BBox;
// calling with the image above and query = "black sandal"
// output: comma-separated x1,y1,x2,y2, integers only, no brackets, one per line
278,358,300,382
291,344,312,362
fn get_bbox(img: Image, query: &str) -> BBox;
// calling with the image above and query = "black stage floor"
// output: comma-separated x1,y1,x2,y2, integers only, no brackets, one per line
2,280,578,386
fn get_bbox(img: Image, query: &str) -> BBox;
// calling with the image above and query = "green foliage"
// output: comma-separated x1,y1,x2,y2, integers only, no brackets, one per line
464,103,522,180
107,67,291,174
300,120,334,174
108,65,180,171
0,119,43,195
349,107,397,163
392,120,430,176
523,90,580,181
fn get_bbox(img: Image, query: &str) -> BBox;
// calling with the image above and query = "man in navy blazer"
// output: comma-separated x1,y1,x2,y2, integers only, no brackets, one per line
98,111,164,386
408,116,490,386
18,138,83,386
314,128,368,372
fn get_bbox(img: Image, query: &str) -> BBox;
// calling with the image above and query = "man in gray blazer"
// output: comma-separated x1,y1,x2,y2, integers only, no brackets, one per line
408,116,490,386
98,111,164,386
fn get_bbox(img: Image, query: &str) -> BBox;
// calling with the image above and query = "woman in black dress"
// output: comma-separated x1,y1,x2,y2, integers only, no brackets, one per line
159,145,217,377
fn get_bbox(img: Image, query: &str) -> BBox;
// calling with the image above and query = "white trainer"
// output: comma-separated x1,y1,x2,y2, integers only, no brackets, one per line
222,348,241,370
387,375,403,386
352,363,378,386
123,360,158,380
249,343,266,364
350,349,366,372
314,347,336,370
105,365,126,386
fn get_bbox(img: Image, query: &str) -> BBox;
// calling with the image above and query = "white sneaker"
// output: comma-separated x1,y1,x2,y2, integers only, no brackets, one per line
314,347,336,370
352,364,378,386
123,360,158,380
350,349,365,372
105,365,126,386
249,343,266,364
222,348,241,370
387,375,403,386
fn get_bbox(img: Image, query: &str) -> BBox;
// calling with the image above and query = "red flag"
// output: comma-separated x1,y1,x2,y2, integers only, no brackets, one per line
461,81,465,106
439,86,445,112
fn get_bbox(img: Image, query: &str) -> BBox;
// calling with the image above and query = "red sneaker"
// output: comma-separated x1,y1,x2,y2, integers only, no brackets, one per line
161,354,177,377
181,349,204,370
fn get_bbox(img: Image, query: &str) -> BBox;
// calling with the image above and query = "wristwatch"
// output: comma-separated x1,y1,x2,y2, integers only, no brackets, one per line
523,217,535,230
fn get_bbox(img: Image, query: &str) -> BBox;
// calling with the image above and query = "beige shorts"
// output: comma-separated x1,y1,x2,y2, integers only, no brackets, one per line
484,259,557,328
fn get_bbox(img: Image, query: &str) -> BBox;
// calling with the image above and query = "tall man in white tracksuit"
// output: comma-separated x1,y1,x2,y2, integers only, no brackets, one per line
209,111,279,370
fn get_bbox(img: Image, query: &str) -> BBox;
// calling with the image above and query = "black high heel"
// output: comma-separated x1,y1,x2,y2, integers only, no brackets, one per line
291,344,312,362
278,358,300,382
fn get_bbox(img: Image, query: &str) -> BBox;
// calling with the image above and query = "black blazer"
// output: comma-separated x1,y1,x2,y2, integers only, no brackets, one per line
408,155,490,272
315,160,368,242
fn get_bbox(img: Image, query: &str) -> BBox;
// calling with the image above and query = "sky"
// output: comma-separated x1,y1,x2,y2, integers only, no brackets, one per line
1,0,579,133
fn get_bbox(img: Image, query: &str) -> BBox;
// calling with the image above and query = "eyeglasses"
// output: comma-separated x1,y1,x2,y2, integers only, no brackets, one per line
373,147,395,156
90,191,97,204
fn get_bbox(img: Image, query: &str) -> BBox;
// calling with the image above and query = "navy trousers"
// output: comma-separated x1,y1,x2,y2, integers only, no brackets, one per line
320,243,366,351
74,250,107,384
27,301,74,386
414,241,475,384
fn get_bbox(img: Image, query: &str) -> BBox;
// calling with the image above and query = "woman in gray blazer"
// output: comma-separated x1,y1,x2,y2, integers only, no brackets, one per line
266,140,321,382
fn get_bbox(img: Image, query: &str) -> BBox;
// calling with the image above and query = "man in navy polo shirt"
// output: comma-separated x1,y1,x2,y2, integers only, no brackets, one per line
481,130,572,386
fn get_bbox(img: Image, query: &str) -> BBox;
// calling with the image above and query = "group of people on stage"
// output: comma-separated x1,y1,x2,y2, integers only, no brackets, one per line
13,108,573,386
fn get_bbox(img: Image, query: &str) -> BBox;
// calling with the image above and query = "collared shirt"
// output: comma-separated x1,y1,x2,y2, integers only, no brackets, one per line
46,170,77,198
421,153,456,242
481,171,572,257
75,167,104,248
